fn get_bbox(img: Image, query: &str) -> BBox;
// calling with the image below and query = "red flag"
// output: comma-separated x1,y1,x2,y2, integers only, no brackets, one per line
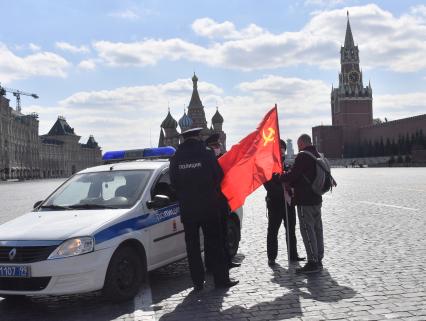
219,106,282,211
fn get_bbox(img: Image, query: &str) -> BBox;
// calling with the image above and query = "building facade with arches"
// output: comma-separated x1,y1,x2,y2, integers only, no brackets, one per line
0,95,101,180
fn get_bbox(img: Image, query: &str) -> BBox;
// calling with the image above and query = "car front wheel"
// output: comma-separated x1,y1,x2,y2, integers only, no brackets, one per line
103,246,144,302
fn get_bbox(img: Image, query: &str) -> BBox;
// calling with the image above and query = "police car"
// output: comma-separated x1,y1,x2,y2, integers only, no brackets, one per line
0,147,243,302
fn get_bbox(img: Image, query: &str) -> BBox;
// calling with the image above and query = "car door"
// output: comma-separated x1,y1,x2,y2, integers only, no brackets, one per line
147,169,186,266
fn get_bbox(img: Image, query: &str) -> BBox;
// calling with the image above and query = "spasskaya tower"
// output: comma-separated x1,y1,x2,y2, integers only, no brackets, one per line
331,12,373,128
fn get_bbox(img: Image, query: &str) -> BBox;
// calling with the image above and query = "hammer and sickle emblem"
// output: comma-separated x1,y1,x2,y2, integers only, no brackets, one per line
262,127,275,146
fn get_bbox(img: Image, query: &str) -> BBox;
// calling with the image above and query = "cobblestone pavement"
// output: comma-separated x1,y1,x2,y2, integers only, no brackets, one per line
1,168,426,320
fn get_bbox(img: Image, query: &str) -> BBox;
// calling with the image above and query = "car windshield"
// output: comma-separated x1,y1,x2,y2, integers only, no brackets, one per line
40,170,153,211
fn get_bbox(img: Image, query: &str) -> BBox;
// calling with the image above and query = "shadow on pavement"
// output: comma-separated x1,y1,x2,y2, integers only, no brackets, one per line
157,286,228,321
158,263,357,321
151,253,246,305
149,258,194,304
0,291,137,321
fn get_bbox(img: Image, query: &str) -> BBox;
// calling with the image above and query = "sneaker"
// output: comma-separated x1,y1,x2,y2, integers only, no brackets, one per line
295,261,320,274
268,259,276,266
215,279,239,289
229,262,241,269
290,256,306,262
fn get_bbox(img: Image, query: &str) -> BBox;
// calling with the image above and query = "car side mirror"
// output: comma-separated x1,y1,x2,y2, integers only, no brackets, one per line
146,194,170,209
33,200,43,209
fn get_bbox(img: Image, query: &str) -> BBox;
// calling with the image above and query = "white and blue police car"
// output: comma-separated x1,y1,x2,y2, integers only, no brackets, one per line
0,147,243,302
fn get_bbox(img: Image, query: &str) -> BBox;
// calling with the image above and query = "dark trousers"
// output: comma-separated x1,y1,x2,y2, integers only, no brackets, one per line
205,195,232,269
183,216,229,286
267,203,299,261
205,210,231,269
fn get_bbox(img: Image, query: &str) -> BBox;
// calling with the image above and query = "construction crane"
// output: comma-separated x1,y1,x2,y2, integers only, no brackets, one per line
0,84,39,113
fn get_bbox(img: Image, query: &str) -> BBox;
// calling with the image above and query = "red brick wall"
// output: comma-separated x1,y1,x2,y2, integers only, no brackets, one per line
342,126,360,145
360,114,426,143
312,125,343,158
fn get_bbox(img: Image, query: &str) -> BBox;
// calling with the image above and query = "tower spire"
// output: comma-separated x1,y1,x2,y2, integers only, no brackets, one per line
188,73,203,110
344,11,355,48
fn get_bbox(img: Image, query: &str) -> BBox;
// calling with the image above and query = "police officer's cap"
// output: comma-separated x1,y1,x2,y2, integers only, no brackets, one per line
181,127,203,139
205,133,220,146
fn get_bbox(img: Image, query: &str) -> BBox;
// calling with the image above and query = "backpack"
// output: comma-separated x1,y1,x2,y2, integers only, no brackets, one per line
300,151,337,195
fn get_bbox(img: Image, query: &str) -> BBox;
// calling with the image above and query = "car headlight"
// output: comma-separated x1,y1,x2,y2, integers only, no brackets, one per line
48,237,94,259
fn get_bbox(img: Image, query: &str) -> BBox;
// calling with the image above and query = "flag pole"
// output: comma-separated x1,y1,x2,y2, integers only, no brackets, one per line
274,104,291,265
284,189,291,265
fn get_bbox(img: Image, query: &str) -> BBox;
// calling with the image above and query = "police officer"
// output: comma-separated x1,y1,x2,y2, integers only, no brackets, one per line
204,133,241,271
170,128,238,290
264,139,305,266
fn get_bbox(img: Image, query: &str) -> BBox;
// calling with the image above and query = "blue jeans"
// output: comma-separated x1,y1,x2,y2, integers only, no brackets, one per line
297,204,324,263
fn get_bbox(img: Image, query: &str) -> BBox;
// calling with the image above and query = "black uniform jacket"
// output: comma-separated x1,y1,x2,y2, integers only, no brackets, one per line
280,145,322,206
170,138,224,223
264,178,284,210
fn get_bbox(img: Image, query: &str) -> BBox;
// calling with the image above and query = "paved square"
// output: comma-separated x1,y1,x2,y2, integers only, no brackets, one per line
1,168,425,320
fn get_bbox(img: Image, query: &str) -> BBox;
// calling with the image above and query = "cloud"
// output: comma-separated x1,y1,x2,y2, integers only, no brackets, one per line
410,5,426,18
93,39,211,67
0,43,70,83
108,9,139,20
78,59,96,70
29,43,41,52
59,78,223,111
191,18,266,40
92,4,426,72
238,75,330,103
374,92,426,120
55,42,90,54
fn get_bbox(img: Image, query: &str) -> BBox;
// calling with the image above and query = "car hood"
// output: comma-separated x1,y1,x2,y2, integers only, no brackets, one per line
0,209,128,241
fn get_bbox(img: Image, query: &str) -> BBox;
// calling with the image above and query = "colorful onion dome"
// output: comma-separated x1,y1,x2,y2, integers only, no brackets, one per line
178,111,193,130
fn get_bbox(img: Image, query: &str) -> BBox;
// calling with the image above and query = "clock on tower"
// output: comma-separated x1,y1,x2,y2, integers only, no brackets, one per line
348,70,359,84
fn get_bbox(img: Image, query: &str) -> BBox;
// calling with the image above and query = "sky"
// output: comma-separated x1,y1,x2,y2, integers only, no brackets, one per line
1,0,426,152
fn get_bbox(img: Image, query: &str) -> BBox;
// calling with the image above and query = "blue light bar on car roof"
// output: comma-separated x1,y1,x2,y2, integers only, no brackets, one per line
102,146,176,162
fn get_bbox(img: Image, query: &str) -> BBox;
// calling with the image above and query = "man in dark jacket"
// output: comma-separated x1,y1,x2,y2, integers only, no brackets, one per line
280,134,323,274
170,128,238,290
264,139,304,266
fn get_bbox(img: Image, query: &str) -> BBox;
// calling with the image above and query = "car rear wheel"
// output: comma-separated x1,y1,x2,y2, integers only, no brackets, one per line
227,216,241,258
103,246,144,302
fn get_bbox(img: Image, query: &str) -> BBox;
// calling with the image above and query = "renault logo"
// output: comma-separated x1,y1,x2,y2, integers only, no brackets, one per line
8,248,17,261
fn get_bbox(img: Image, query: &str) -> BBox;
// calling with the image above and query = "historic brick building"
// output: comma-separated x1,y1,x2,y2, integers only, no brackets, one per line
0,94,101,180
158,73,227,152
313,14,426,159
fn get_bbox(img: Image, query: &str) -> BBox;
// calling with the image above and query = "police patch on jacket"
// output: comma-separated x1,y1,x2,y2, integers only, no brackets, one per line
178,162,202,170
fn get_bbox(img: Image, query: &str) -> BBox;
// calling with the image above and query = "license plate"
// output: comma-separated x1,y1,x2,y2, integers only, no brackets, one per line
0,265,31,278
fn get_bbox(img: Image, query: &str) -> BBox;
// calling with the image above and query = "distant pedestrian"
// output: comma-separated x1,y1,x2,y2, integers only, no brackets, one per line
280,134,324,274
170,128,238,290
204,133,241,271
264,139,305,266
